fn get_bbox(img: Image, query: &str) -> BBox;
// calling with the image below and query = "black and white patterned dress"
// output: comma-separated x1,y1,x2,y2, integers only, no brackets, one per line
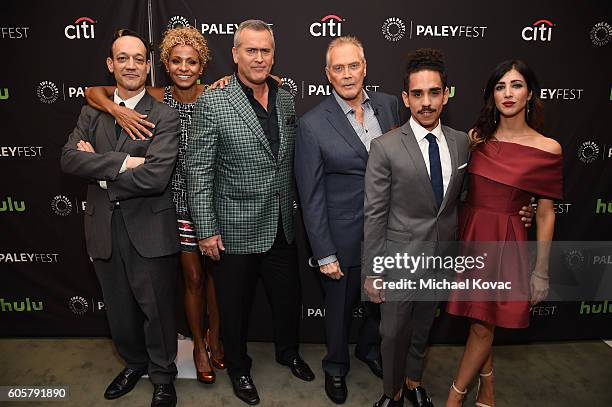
163,86,198,252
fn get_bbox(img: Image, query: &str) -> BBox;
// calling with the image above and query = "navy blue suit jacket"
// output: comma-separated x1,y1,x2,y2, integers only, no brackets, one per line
295,92,400,268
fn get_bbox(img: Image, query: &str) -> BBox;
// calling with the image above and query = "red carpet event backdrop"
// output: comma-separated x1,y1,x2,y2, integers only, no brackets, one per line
1,0,611,342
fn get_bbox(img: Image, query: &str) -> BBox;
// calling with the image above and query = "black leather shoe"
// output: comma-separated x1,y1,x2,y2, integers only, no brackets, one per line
151,383,177,407
324,373,347,404
374,393,404,407
279,356,315,381
103,367,146,400
404,385,434,407
232,375,260,405
355,350,383,379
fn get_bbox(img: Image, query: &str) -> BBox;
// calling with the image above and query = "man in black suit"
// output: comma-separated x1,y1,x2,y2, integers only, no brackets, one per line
295,36,400,404
61,29,180,407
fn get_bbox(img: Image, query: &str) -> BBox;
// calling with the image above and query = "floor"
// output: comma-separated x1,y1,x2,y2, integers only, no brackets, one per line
1,338,611,406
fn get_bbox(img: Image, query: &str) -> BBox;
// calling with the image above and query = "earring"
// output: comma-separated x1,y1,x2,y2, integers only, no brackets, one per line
492,108,498,125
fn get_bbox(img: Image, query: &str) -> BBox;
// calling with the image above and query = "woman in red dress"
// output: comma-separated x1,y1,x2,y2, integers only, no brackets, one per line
445,60,563,407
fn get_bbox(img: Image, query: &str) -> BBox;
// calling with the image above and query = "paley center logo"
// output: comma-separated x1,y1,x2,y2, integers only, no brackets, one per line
37,81,60,104
382,17,406,42
590,22,612,47
69,295,105,315
167,15,191,30
310,15,344,37
577,140,612,164
280,77,298,97
51,195,73,216
521,19,554,42
64,17,96,40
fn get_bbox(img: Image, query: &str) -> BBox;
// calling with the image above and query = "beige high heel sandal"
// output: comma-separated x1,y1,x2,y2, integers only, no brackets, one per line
475,370,494,407
450,381,467,405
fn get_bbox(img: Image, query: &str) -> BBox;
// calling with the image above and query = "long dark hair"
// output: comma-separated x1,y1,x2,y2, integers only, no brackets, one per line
471,59,544,148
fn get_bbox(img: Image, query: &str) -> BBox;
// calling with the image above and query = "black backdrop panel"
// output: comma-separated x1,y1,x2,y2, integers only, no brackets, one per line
1,0,611,342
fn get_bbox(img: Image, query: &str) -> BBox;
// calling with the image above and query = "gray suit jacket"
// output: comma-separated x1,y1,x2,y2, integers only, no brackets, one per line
61,92,181,259
295,92,400,267
363,121,470,277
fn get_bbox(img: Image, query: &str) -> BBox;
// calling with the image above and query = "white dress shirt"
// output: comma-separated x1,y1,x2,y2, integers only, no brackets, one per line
409,116,452,195
99,88,146,189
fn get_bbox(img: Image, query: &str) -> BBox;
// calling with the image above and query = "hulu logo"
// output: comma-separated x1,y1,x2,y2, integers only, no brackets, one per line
0,297,43,312
0,196,25,212
580,301,612,315
448,86,455,98
595,198,612,214
0,88,8,100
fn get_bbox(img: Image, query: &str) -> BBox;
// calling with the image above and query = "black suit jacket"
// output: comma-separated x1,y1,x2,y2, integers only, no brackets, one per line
295,91,400,267
61,91,181,259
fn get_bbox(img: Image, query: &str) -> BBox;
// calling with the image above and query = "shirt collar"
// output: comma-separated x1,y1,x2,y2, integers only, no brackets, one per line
236,74,278,98
332,88,370,115
113,88,146,110
409,116,444,143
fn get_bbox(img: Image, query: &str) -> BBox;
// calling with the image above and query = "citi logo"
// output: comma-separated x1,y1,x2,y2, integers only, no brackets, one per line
0,196,26,212
0,88,8,100
0,297,43,312
580,301,612,315
521,19,554,42
310,15,344,37
65,17,96,40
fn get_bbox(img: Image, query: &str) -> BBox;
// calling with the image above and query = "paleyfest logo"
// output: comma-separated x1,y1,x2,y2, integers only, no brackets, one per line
280,77,298,97
37,81,59,104
590,22,612,46
167,16,191,30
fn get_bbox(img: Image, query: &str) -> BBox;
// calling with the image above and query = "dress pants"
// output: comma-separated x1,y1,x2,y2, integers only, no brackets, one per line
213,222,300,379
93,209,179,384
379,300,438,397
321,264,381,376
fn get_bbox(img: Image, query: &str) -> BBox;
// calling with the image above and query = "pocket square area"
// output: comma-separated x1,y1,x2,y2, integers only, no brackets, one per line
457,163,468,169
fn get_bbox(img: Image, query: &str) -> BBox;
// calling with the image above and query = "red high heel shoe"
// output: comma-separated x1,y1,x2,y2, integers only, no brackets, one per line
205,329,225,370
193,348,215,384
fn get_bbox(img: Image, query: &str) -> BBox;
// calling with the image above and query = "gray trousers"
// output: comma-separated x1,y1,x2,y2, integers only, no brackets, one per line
94,210,179,384
379,300,438,397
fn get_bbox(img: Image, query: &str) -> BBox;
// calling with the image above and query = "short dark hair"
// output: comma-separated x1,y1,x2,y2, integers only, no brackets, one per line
109,29,151,60
471,59,544,147
403,48,447,92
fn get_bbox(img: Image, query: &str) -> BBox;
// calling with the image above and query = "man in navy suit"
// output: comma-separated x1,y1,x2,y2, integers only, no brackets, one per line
295,36,400,404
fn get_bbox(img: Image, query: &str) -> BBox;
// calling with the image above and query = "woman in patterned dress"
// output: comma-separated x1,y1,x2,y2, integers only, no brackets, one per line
445,60,563,407
85,26,224,384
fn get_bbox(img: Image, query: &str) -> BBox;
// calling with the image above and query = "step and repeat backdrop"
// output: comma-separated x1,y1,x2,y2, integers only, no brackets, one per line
1,0,611,343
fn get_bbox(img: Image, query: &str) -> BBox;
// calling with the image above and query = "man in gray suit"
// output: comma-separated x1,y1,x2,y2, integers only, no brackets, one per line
186,20,313,406
295,36,399,404
363,49,468,407
61,29,180,407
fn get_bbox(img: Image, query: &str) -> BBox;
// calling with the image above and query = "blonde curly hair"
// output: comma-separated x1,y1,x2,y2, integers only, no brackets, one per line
159,25,210,68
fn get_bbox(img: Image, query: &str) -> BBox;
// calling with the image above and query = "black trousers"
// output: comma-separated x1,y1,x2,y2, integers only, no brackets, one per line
321,265,381,376
93,210,179,384
213,223,300,379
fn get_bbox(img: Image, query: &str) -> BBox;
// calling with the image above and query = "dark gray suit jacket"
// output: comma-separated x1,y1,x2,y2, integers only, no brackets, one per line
363,121,470,276
61,92,180,259
295,92,400,268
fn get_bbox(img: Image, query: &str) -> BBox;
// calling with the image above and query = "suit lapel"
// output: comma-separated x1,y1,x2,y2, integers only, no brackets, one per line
438,127,458,214
115,91,153,152
324,96,368,163
100,113,117,150
227,75,274,160
399,122,438,210
276,92,287,162
370,94,393,133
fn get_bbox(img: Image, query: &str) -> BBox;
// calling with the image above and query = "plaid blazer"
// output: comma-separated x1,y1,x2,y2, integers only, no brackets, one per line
186,74,296,254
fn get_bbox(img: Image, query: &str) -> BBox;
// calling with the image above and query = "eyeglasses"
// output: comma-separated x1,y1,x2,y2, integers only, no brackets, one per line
329,62,362,74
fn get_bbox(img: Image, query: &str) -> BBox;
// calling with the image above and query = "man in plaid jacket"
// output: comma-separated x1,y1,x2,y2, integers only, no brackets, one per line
186,20,313,406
